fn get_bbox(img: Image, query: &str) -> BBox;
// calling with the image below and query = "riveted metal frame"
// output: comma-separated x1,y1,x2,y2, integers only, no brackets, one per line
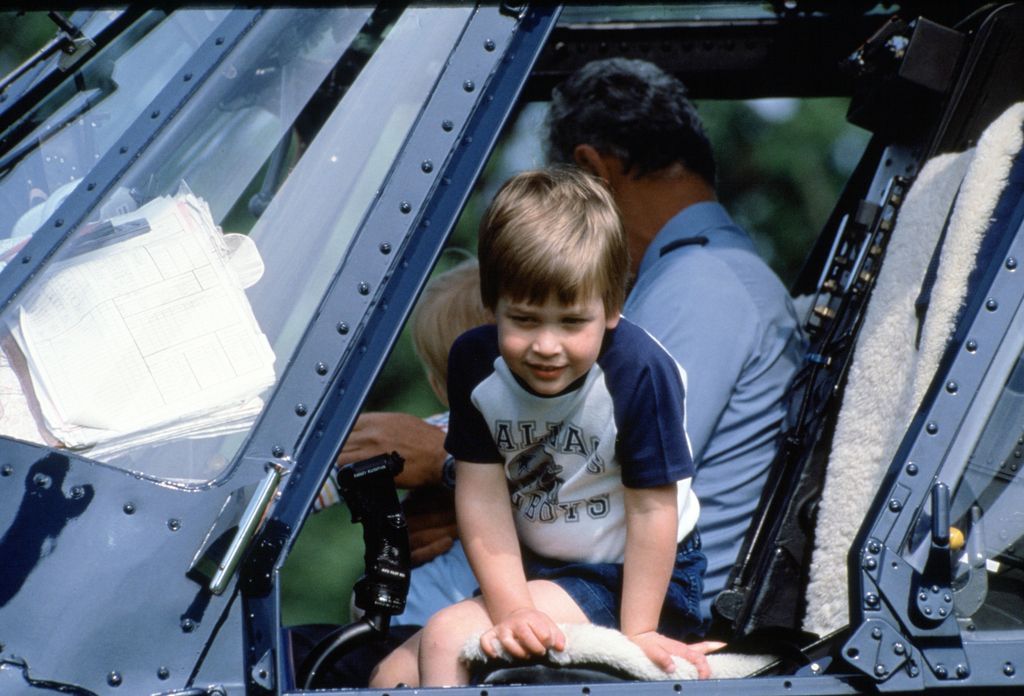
237,5,560,694
846,133,1024,692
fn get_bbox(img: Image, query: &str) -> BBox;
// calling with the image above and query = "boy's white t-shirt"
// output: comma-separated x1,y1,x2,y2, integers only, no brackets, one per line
446,317,699,564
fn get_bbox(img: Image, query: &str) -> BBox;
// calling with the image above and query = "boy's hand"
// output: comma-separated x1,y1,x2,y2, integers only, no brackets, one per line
626,632,725,679
480,608,566,660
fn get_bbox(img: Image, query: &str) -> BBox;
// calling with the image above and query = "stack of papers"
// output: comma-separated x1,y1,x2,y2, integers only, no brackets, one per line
0,191,276,458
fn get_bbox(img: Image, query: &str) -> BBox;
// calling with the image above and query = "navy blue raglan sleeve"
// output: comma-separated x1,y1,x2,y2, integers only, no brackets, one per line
601,320,695,488
444,325,503,463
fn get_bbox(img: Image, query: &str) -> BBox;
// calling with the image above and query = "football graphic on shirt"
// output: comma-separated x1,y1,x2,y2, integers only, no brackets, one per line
508,443,564,504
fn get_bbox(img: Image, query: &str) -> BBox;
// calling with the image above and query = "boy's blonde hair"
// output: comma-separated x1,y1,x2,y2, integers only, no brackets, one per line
478,166,627,315
411,258,491,406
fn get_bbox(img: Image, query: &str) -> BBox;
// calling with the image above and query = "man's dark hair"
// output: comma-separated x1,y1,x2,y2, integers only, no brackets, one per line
545,58,716,186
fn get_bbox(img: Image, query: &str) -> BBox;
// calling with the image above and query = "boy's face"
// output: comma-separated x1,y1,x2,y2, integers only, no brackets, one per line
495,294,619,396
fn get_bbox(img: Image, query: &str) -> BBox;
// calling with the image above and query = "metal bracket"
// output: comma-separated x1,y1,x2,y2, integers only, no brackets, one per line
250,649,274,690
849,484,970,683
844,618,915,681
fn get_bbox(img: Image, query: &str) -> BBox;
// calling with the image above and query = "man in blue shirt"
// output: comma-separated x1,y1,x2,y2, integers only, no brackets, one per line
547,58,805,614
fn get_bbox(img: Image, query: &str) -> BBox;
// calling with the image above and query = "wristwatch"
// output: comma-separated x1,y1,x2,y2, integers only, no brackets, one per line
441,454,457,490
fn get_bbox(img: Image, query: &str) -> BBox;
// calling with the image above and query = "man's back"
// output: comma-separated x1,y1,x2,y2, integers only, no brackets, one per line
624,201,805,614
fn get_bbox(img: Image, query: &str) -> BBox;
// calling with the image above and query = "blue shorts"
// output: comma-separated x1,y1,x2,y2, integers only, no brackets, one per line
521,531,707,641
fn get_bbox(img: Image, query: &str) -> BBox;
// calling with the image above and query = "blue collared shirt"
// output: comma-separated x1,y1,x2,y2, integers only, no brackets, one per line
624,201,806,614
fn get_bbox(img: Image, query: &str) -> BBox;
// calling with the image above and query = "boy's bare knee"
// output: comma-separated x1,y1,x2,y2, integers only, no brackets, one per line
421,601,484,653
369,633,421,688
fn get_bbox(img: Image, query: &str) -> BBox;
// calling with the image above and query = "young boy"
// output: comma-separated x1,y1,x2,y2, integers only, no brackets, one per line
371,166,710,687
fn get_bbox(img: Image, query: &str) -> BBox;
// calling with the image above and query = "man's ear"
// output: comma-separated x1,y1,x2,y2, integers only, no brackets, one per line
573,144,612,182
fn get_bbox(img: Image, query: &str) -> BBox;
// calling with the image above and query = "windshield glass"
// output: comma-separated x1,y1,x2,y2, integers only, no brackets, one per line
946,338,1024,631
0,10,224,238
899,292,1024,633
0,6,472,484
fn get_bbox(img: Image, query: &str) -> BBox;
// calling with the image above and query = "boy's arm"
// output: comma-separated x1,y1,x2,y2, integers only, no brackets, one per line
456,460,565,659
622,484,716,678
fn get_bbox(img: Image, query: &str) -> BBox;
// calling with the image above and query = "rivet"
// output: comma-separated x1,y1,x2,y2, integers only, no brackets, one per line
70,486,85,499
167,518,181,532
906,463,918,475
183,73,193,81
158,666,170,680
33,473,51,489
215,36,225,45
865,593,879,608
956,665,968,679
874,664,887,677
926,422,938,434
868,540,882,554
119,146,128,154
54,219,63,228
946,381,958,393
986,298,999,311
1,465,12,476
271,445,285,458
107,671,122,687
123,503,135,514
421,160,434,173
484,38,496,51
932,585,940,593
150,110,160,119
463,80,475,92
1007,257,1018,270
379,242,392,254
919,592,928,601
936,665,948,679
888,498,903,512
315,362,328,376
20,255,30,264
893,642,905,655
442,120,454,131
908,665,919,677
358,281,370,295
924,607,932,615
864,557,877,570
966,339,978,352
871,627,882,639
295,403,308,417
86,182,96,191
181,617,195,633
399,201,412,214
1005,662,1016,676
944,593,951,603
337,322,349,335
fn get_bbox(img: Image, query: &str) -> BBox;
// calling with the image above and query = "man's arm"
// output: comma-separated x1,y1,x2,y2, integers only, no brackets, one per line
337,412,447,488
456,461,565,659
621,484,714,678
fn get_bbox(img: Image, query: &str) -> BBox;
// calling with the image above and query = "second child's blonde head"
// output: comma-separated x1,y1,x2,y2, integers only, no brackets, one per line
478,166,628,315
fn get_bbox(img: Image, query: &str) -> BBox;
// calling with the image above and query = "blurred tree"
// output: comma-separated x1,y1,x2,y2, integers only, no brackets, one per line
0,12,60,77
